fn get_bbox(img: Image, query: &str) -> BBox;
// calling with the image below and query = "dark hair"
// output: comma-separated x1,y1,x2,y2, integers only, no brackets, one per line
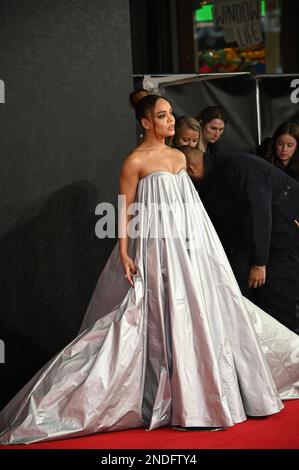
129,88,149,107
195,106,227,126
266,121,299,178
129,91,166,126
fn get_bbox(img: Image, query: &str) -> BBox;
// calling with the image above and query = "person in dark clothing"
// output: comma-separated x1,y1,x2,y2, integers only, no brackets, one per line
256,123,299,324
256,121,299,182
181,146,299,334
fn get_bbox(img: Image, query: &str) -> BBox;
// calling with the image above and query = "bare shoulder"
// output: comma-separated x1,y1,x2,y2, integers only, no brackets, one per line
121,149,143,176
170,147,187,168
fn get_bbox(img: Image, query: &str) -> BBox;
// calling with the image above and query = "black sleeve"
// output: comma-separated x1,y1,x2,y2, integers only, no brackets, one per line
255,137,272,158
239,166,272,266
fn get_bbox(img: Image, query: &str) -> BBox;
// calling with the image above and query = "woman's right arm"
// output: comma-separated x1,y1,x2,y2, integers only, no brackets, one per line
119,156,140,286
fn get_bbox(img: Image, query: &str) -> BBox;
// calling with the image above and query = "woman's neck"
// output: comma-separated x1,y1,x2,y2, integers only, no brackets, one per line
280,158,291,167
141,134,167,150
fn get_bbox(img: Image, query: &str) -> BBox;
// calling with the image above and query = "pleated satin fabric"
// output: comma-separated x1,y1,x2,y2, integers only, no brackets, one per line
0,170,298,444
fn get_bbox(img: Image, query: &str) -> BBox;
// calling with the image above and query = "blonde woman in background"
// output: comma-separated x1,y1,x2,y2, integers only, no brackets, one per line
169,115,204,151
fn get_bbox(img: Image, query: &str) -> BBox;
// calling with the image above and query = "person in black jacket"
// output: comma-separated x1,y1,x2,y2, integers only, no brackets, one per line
181,146,299,334
256,121,299,182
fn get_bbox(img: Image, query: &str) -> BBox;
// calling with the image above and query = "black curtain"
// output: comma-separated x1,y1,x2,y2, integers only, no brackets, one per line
257,75,299,141
160,74,257,153
130,0,174,74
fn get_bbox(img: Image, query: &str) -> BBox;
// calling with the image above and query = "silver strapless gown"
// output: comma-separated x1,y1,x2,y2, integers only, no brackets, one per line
0,170,298,444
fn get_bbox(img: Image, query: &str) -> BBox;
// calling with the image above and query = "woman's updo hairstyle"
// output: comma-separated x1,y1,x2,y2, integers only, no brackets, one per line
129,89,164,127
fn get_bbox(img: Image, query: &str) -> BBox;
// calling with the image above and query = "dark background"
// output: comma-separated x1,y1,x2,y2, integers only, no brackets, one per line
0,0,135,408
257,75,299,141
158,74,258,153
149,73,299,153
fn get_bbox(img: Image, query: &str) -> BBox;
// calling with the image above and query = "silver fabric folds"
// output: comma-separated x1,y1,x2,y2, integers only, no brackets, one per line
0,170,298,444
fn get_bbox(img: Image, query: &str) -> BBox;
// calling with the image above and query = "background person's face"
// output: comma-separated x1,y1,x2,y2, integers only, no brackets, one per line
203,119,225,144
275,133,297,166
176,127,199,148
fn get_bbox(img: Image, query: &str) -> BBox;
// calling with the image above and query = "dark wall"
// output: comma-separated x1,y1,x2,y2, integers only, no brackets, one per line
130,0,175,74
0,0,135,408
281,0,299,73
129,0,195,74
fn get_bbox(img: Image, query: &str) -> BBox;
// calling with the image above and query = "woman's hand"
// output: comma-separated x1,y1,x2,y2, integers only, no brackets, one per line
120,254,137,287
248,265,266,289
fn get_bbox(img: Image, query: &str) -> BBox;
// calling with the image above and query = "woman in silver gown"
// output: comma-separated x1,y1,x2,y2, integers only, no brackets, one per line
0,93,298,445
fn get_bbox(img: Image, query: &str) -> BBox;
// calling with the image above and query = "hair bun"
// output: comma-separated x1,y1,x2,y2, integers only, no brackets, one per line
129,88,150,108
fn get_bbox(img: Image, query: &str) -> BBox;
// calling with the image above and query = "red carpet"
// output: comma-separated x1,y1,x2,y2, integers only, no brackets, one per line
1,400,299,450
